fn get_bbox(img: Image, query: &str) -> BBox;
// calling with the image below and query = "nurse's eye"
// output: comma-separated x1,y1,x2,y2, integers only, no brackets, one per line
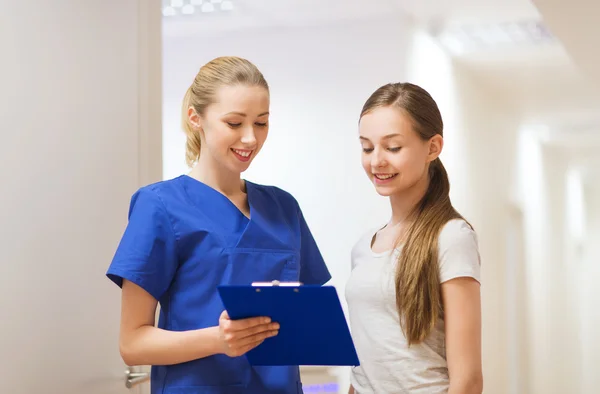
388,147,401,152
362,148,374,153
227,122,242,128
255,122,268,127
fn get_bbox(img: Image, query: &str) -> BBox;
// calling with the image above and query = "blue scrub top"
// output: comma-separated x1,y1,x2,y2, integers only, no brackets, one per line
107,175,331,394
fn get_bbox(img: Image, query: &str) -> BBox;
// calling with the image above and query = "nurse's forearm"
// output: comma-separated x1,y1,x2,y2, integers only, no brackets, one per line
121,325,222,366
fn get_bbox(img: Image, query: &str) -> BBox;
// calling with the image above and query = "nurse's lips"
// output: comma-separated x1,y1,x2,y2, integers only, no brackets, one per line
231,148,253,162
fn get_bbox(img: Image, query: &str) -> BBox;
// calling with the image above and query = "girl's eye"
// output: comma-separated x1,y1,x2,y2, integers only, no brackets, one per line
362,148,374,153
255,122,268,127
227,122,242,128
388,147,401,152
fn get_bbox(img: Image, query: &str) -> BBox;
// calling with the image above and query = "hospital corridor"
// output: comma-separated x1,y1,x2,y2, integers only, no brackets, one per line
1,0,599,393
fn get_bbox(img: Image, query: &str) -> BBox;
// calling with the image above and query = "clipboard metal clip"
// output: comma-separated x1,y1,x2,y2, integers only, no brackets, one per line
251,280,303,287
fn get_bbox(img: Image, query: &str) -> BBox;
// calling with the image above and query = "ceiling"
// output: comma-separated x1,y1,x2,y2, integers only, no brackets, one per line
532,0,600,88
404,0,600,181
394,0,541,25
163,0,600,178
162,0,403,37
531,0,600,180
393,0,600,131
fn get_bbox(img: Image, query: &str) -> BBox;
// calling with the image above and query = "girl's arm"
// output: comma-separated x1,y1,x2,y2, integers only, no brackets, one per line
119,280,279,366
348,385,355,394
442,277,483,394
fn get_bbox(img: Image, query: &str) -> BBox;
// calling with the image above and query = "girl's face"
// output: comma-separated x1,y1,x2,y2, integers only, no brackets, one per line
191,84,270,174
358,106,442,197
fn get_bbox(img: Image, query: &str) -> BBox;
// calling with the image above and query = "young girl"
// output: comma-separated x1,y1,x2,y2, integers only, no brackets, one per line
106,56,331,393
345,83,483,394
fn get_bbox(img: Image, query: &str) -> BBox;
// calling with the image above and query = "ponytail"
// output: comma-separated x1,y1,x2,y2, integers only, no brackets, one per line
182,87,201,167
395,157,463,345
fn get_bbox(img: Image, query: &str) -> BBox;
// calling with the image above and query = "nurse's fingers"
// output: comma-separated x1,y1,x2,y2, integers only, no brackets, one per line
222,329,277,358
220,310,230,321
237,322,280,340
223,315,273,332
234,330,278,353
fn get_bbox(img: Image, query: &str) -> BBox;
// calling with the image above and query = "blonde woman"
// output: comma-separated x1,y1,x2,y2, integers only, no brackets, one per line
107,56,330,393
346,83,483,394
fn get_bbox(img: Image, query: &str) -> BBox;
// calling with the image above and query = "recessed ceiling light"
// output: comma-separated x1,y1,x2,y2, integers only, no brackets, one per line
162,0,234,17
201,2,215,12
181,4,195,14
162,6,176,16
221,1,233,11
435,20,556,55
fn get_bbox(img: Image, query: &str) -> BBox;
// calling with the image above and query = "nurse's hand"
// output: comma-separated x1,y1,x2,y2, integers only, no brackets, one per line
218,310,279,357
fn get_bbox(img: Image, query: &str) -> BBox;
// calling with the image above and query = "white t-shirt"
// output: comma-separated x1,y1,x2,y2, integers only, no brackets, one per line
345,219,481,394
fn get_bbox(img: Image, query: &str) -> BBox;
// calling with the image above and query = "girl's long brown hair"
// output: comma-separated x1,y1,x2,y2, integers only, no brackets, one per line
360,82,465,345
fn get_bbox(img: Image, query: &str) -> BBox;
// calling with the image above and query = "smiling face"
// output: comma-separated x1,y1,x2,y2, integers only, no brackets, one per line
359,106,442,197
189,84,270,174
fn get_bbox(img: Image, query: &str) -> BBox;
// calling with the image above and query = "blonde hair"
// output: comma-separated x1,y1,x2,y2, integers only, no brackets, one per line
181,56,269,167
360,83,469,345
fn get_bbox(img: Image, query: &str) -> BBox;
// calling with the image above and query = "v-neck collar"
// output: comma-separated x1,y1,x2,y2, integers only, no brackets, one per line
179,175,295,251
181,175,252,220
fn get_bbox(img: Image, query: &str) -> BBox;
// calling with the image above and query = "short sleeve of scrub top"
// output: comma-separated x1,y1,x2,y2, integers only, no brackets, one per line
106,176,331,394
107,186,178,300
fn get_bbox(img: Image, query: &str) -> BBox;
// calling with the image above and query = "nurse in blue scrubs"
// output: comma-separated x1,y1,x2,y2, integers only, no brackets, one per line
107,56,331,394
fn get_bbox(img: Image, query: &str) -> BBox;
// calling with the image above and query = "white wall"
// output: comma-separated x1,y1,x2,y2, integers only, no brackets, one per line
580,182,600,394
453,71,519,394
541,145,572,394
516,132,594,394
563,166,585,393
515,129,547,393
0,1,162,393
163,17,517,393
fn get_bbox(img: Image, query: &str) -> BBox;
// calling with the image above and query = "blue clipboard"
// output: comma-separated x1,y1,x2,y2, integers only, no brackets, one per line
217,282,360,366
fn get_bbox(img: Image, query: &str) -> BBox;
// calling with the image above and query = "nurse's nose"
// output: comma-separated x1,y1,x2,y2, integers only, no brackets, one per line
240,126,257,147
371,147,387,168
